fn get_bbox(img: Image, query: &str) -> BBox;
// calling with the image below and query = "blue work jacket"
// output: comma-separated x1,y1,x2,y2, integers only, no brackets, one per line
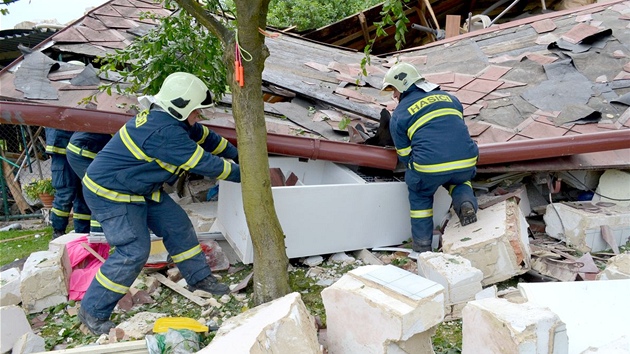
67,132,113,159
84,109,240,203
389,86,478,175
45,128,73,155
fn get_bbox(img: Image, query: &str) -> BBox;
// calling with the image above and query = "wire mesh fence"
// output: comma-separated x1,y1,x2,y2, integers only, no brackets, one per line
0,124,52,220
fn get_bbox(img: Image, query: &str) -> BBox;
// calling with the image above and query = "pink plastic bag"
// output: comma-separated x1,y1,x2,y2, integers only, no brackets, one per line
65,235,110,300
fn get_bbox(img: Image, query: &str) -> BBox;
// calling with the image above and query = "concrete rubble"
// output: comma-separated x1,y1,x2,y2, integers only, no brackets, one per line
442,198,531,286
417,252,484,320
321,264,444,353
198,292,321,354
20,248,71,314
544,202,630,253
462,297,568,354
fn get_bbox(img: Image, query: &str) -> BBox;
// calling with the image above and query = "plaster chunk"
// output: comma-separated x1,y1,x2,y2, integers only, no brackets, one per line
462,298,568,354
442,199,531,286
322,265,444,354
12,331,46,354
544,202,630,252
0,305,32,353
116,312,167,339
1,268,22,306
597,253,630,280
198,292,320,354
20,249,71,314
417,252,483,305
47,232,83,252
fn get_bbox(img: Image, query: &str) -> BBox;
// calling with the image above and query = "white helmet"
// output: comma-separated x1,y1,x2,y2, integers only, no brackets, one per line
381,62,438,93
154,72,213,121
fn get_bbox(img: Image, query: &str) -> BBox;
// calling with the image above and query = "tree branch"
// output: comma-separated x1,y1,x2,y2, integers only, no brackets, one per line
174,0,233,45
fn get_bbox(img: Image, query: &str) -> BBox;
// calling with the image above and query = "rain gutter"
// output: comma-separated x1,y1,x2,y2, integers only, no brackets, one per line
2,101,629,170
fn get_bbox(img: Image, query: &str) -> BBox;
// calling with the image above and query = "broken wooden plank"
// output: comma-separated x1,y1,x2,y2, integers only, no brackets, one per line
1,155,34,214
149,273,208,307
445,15,461,38
81,242,107,263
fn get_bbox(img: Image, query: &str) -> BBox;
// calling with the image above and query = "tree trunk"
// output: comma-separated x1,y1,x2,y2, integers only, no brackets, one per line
233,0,291,305
176,0,290,305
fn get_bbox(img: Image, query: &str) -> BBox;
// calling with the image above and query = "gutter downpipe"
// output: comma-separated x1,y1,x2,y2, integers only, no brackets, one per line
2,101,630,169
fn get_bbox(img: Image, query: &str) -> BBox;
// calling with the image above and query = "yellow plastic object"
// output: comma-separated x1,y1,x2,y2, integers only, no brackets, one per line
152,317,209,333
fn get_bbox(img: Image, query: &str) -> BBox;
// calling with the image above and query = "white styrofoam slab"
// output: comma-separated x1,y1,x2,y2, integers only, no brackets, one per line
213,157,452,263
518,279,630,354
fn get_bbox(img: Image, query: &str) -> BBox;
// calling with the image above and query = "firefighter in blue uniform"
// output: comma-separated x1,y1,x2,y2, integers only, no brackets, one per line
45,128,91,238
381,62,479,253
78,72,241,335
66,132,112,234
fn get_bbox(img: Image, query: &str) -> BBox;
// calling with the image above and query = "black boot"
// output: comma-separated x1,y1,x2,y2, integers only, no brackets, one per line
412,240,432,253
52,229,65,239
458,201,477,226
187,275,229,295
78,306,115,335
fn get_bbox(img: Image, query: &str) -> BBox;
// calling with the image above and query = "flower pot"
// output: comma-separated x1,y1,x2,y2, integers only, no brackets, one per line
39,193,54,208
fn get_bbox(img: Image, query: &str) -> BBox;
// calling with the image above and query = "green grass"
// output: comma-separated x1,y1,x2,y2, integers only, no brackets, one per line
0,226,53,266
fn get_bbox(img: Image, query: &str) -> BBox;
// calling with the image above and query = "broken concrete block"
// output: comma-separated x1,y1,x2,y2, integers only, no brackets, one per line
198,292,320,354
592,169,630,207
116,312,166,339
417,252,483,305
12,331,46,354
20,248,71,314
544,202,630,252
322,264,444,353
0,305,32,353
442,198,531,286
558,170,602,192
597,253,630,280
0,268,21,306
519,280,630,353
462,298,568,354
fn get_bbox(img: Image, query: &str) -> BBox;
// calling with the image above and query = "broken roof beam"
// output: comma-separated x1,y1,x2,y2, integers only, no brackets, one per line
2,101,629,170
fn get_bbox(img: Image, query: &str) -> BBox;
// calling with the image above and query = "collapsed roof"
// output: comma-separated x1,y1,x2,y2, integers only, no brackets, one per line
0,0,628,173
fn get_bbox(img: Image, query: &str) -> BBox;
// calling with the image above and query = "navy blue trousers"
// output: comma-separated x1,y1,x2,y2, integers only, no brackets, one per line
405,168,478,249
67,152,102,232
81,188,212,319
50,154,90,233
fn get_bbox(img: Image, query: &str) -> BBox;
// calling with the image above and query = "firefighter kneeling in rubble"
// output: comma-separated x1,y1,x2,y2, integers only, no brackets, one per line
78,72,241,335
382,62,479,253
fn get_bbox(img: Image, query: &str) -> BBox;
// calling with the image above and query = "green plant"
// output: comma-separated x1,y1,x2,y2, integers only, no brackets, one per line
23,178,55,200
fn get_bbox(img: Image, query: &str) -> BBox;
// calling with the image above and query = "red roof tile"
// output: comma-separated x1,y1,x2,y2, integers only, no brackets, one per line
531,19,557,33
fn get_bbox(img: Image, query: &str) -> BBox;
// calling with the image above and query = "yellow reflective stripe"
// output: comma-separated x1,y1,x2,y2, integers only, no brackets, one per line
51,208,70,217
46,146,66,154
181,145,204,171
120,126,151,161
210,137,228,155
149,190,161,202
73,213,91,221
155,160,178,174
121,126,178,174
83,175,145,203
90,220,101,227
448,181,473,195
171,245,202,263
407,108,462,140
95,269,128,294
197,126,210,145
410,209,433,219
397,146,411,157
67,143,97,159
412,156,477,173
216,160,231,180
